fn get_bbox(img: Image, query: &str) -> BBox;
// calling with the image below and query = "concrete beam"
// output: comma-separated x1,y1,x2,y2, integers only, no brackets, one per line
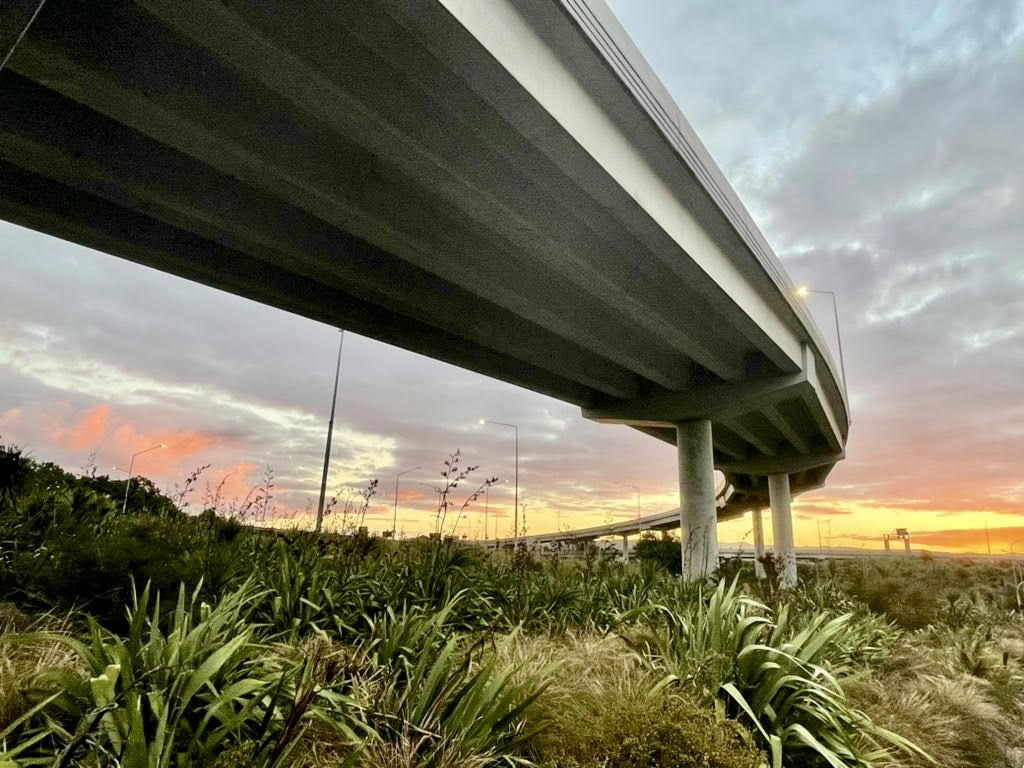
0,162,604,406
137,0,752,383
764,403,811,453
723,416,778,458
435,0,806,376
712,427,750,461
0,92,641,400
583,372,807,426
5,29,702,391
718,451,844,476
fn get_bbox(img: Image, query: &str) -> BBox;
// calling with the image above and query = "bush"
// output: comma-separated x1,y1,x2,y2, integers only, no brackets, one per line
541,692,763,768
625,580,923,767
635,532,683,574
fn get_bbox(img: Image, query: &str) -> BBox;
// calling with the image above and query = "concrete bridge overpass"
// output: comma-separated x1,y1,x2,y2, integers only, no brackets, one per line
0,0,849,584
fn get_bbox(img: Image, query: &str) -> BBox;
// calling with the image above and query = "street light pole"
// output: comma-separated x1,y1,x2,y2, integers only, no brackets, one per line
121,443,165,514
796,287,848,401
316,330,345,534
480,419,518,546
392,466,419,539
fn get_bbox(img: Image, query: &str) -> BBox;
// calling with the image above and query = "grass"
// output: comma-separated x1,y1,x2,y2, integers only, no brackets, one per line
2,443,1024,767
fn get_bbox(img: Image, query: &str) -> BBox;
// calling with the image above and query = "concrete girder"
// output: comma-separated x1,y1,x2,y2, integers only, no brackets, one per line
4,36,709,392
764,403,812,454
718,451,844,477
136,0,753,383
723,416,779,459
0,162,606,406
582,372,807,427
804,358,845,452
7,1,760,388
712,427,751,461
432,0,809,377
0,95,642,400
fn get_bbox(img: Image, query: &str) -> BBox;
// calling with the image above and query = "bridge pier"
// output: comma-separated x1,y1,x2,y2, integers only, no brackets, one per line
676,419,718,579
622,534,629,561
751,508,766,580
768,474,797,588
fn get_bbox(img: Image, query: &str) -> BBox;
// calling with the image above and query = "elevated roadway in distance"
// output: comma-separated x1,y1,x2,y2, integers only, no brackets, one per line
0,0,849,583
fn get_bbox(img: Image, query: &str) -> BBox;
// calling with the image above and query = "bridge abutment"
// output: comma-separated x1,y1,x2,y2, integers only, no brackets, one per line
751,507,766,580
676,419,718,579
768,474,797,588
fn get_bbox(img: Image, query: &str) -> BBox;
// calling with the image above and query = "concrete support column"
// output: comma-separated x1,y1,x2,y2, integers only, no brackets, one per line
676,419,718,579
622,534,629,562
751,507,766,580
768,473,797,588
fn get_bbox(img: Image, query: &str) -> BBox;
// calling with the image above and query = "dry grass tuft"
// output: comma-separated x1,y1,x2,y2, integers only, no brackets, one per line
0,606,81,730
490,631,763,768
846,673,1016,768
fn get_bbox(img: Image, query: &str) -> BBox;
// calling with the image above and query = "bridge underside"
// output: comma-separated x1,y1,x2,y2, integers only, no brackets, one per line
0,0,848,578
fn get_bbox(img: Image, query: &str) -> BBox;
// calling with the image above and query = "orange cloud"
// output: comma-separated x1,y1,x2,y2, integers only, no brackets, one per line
68,403,111,451
111,424,221,475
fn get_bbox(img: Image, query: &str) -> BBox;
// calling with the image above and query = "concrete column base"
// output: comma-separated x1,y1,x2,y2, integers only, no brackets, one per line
676,419,718,579
751,507,766,580
768,473,797,588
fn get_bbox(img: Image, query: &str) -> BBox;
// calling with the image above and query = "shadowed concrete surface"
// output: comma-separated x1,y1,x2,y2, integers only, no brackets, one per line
0,0,848,578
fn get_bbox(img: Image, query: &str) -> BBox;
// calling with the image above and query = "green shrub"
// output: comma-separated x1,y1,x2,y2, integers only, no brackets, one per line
625,580,924,767
541,692,763,768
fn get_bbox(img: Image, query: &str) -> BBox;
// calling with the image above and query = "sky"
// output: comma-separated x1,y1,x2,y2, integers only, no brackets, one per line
2,0,1023,552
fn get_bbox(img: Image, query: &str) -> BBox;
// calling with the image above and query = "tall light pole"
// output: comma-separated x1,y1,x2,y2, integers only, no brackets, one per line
121,444,165,514
480,419,518,545
796,286,848,401
392,465,419,539
316,330,345,534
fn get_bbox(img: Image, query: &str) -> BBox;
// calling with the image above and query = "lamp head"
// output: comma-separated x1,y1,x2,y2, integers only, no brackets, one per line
478,418,486,425
159,443,167,448
796,286,810,298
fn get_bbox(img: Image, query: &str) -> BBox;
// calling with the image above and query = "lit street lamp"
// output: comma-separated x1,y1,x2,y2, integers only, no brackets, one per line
392,465,420,539
479,419,519,545
796,286,848,401
121,444,165,514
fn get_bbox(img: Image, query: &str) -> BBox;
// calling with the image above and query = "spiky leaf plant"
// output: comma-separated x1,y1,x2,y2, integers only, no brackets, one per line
625,580,929,768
